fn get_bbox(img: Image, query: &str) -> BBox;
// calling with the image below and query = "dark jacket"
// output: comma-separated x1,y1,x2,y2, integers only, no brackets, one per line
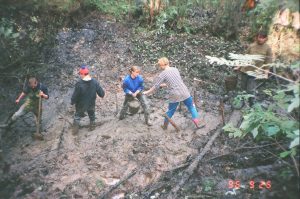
71,78,105,112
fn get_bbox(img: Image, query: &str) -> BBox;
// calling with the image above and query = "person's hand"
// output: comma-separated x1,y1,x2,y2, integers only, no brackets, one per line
15,99,20,104
160,83,167,88
143,87,154,96
234,66,241,71
132,93,137,98
39,91,48,98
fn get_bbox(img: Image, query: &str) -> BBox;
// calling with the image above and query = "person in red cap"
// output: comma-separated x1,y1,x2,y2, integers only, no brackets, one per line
71,65,105,134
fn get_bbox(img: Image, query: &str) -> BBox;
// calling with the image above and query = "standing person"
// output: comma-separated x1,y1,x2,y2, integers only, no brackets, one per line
71,65,105,134
234,31,272,99
143,57,204,130
119,66,152,126
7,76,49,139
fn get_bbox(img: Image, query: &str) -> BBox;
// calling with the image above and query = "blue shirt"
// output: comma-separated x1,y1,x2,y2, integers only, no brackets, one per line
122,75,144,94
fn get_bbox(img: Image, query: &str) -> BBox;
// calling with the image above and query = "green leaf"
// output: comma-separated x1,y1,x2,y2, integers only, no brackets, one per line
0,26,4,34
233,130,243,138
266,125,280,136
223,123,243,138
96,179,104,188
263,89,273,97
280,150,291,158
222,123,235,133
281,120,297,130
12,32,19,38
288,96,299,112
291,148,297,156
291,61,300,70
4,27,12,37
240,120,250,131
289,137,299,149
251,127,259,138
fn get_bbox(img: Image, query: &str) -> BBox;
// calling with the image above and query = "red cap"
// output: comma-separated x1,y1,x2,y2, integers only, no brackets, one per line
79,66,89,75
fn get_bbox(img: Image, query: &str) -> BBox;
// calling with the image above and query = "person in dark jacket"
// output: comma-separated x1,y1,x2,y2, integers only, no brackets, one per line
119,66,152,126
7,76,49,139
71,66,105,134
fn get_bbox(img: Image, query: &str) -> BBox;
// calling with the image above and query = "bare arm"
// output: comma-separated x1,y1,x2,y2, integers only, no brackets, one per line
143,86,156,95
39,91,49,99
16,92,26,104
160,83,167,88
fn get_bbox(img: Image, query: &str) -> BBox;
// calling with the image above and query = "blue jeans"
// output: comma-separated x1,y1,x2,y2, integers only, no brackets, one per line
165,96,199,122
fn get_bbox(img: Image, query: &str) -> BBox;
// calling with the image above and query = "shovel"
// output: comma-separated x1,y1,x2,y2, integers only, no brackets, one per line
33,94,43,140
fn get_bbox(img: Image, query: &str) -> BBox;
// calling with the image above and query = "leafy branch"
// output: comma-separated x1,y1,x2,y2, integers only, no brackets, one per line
206,53,297,83
206,53,299,160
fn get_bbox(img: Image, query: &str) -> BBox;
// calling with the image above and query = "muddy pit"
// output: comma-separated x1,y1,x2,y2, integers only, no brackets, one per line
0,13,298,199
0,14,224,199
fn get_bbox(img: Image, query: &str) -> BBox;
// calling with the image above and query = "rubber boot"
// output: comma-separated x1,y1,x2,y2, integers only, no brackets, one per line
161,120,169,130
72,122,79,135
144,113,152,126
6,117,16,130
119,107,127,120
193,118,206,129
89,121,96,131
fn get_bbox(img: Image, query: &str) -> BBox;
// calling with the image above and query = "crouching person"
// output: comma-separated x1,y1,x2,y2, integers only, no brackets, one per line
7,76,49,140
119,66,152,126
71,66,105,134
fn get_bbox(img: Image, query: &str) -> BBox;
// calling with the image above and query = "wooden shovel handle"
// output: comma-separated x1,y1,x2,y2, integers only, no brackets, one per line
36,94,42,134
163,113,180,132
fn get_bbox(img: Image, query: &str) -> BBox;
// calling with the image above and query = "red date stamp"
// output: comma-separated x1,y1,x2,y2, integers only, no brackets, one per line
228,180,271,190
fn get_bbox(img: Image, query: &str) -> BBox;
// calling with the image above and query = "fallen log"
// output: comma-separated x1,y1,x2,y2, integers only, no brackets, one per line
146,183,167,197
228,163,283,181
167,123,223,199
166,110,243,198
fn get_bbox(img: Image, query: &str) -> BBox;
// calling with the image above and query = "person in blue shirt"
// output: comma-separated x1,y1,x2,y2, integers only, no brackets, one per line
119,66,152,126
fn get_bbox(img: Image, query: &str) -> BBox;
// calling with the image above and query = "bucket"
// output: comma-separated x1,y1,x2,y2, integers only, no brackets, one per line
128,98,140,114
225,76,237,91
